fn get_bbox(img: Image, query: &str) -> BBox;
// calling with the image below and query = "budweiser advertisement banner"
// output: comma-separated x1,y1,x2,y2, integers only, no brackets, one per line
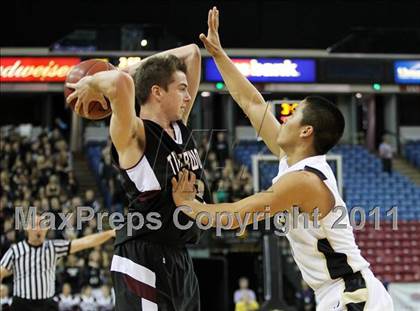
0,57,81,82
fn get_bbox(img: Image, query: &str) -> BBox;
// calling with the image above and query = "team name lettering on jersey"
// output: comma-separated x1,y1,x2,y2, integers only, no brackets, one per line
167,148,203,175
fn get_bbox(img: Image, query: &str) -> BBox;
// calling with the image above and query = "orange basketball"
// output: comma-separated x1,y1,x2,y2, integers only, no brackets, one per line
64,59,116,120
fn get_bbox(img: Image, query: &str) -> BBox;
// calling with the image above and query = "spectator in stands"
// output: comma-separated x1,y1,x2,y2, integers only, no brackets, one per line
84,189,101,213
242,183,254,198
79,285,97,311
46,174,61,198
198,136,211,160
100,154,114,184
0,172,11,198
54,118,69,138
234,277,257,304
234,277,259,311
236,165,252,188
0,229,16,262
61,255,84,291
230,180,243,202
223,159,235,179
0,284,12,309
379,135,394,174
65,170,79,196
213,179,230,203
208,160,222,186
96,285,114,311
214,131,229,166
40,197,50,211
56,283,80,311
71,196,83,210
50,196,61,212
234,293,259,311
206,150,217,167
83,250,103,299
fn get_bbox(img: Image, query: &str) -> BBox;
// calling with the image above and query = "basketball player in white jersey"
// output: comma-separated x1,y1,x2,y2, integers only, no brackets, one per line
171,7,394,310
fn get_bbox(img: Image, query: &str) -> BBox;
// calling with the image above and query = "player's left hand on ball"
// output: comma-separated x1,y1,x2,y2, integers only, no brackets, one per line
171,169,197,206
66,76,108,117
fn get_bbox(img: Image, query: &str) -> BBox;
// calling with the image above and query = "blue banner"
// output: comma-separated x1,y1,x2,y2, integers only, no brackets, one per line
394,60,420,84
205,58,316,83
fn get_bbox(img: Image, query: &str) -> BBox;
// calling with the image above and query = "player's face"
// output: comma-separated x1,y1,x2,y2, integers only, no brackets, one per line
276,101,306,148
161,71,191,121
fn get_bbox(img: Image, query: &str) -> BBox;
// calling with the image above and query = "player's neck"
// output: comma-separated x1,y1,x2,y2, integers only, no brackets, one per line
286,148,317,166
140,105,172,129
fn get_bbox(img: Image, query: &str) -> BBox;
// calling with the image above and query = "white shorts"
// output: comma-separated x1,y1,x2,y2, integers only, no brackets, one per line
315,269,394,310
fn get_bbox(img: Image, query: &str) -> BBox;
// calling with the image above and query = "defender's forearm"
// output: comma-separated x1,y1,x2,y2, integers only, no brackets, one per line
213,52,266,114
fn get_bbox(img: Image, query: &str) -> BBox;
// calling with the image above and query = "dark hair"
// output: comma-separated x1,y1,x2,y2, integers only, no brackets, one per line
300,96,345,155
134,55,187,106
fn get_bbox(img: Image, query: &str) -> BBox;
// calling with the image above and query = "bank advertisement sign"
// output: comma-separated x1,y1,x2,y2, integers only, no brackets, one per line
205,58,316,83
394,60,420,84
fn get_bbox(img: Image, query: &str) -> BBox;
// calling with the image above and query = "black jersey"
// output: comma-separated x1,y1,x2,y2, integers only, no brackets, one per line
111,119,212,246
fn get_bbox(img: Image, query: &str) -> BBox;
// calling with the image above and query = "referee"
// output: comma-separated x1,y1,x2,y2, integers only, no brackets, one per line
0,214,115,311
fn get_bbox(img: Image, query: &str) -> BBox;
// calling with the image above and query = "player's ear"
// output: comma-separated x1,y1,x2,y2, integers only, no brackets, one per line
150,85,162,100
300,125,313,138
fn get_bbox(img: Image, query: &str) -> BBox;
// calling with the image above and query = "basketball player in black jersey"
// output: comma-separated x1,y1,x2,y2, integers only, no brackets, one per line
66,45,211,310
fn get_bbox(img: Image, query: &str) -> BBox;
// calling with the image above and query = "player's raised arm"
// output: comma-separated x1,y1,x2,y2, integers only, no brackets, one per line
66,70,141,167
199,7,283,157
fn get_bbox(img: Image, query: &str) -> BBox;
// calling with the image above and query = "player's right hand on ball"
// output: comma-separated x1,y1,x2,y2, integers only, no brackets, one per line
66,76,108,118
171,169,197,206
199,6,223,57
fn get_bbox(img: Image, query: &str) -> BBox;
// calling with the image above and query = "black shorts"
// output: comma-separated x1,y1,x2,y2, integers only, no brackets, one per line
111,239,200,311
10,297,58,311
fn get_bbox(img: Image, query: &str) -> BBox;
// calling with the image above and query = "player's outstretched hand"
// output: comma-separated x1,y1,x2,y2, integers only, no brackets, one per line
171,169,197,206
199,6,223,58
66,76,108,118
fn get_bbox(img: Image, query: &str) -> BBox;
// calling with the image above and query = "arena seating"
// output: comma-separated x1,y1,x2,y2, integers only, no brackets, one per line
332,144,420,221
405,140,420,169
354,221,420,282
85,142,112,209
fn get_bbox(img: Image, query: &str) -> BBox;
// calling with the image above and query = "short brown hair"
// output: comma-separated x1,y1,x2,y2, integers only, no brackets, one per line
134,55,187,106
301,96,345,155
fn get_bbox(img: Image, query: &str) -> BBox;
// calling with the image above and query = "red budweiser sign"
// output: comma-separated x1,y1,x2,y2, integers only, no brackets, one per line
0,57,81,82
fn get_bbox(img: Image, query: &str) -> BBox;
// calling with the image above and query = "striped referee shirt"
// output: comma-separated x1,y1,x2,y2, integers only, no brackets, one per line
0,239,71,300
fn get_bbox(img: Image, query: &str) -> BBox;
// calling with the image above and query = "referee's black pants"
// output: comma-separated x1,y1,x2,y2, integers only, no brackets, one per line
11,297,58,311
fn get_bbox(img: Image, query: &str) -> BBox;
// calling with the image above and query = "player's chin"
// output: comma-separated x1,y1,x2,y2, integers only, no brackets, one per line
277,135,288,148
177,110,185,120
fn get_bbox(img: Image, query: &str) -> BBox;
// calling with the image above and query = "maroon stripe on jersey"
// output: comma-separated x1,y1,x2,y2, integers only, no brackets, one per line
123,273,157,303
137,190,161,202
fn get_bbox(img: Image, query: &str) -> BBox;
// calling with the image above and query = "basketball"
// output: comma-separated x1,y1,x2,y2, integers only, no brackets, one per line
64,59,116,120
